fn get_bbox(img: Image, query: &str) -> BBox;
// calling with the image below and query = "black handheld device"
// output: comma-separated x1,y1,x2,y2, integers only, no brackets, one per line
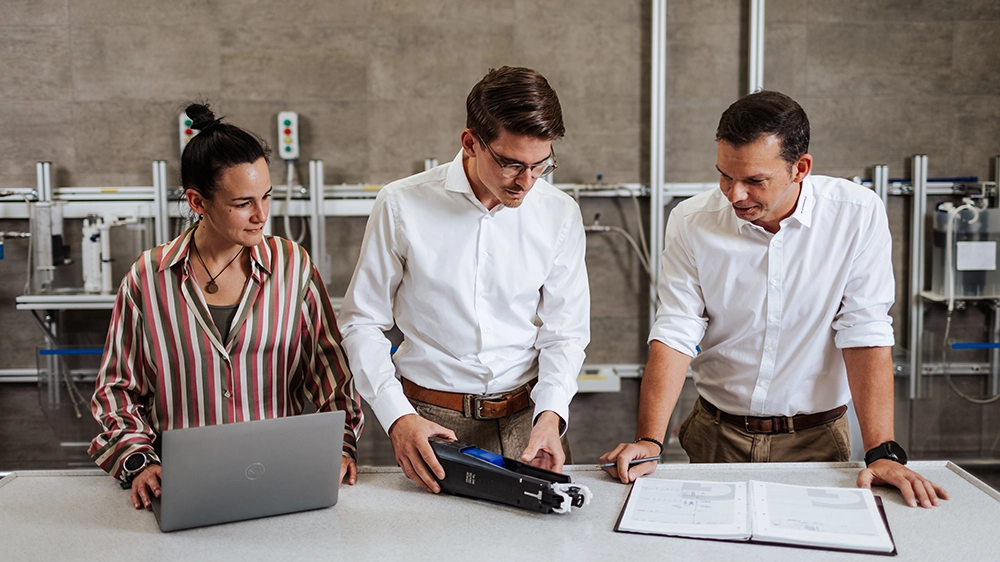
429,437,591,514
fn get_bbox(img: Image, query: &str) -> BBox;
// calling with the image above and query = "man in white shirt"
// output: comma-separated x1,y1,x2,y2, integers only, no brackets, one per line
600,90,948,508
340,67,590,493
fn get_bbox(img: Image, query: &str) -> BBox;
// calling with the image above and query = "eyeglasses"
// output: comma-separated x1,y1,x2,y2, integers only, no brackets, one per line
477,135,557,179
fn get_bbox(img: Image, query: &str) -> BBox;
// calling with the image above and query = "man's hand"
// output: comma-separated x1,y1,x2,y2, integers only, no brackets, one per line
129,465,162,510
387,414,456,493
520,411,566,472
599,440,660,484
340,455,358,487
857,460,950,508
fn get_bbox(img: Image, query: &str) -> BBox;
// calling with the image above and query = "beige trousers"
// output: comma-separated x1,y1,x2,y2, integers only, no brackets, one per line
412,398,573,464
678,397,852,463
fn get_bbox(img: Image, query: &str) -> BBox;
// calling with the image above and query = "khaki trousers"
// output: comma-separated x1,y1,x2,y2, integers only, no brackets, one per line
678,397,851,463
411,398,573,464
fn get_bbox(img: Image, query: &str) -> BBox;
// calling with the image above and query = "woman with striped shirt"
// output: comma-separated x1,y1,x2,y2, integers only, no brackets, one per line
89,103,364,510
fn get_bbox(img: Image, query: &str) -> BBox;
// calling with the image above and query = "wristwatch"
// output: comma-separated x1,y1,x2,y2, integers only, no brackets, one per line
864,441,907,467
120,451,160,488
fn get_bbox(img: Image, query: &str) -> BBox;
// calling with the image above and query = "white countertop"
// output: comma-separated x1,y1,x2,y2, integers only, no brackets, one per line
1,461,997,561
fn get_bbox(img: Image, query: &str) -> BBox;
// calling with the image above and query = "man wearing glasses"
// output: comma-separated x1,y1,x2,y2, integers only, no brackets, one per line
340,67,590,493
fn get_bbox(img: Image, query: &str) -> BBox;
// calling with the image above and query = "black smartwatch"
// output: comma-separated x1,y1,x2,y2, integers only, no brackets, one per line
864,440,907,467
120,452,160,489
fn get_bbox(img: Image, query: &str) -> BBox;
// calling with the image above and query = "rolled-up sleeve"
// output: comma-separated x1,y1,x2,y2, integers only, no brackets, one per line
647,206,708,357
834,197,895,348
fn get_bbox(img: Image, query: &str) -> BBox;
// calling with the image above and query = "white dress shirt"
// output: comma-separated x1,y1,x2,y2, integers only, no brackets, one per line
339,151,590,433
649,175,895,417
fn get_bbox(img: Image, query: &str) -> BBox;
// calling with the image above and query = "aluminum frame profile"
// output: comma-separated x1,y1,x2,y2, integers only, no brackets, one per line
908,154,928,399
873,164,889,209
994,155,1000,397
153,160,169,246
748,0,766,93
309,160,331,281
648,0,667,328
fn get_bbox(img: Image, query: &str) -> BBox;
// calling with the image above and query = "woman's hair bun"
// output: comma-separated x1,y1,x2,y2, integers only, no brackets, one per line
185,103,221,130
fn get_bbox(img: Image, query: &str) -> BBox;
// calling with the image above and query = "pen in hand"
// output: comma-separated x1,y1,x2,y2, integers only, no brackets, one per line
598,456,661,469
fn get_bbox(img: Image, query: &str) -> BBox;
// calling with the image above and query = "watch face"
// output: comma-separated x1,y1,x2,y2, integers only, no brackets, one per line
887,441,908,464
123,453,146,472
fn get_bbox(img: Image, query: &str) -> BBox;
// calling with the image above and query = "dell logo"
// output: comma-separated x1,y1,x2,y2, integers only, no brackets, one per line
246,462,266,480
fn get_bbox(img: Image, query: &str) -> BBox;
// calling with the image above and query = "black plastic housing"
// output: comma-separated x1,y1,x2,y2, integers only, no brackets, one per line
430,437,578,513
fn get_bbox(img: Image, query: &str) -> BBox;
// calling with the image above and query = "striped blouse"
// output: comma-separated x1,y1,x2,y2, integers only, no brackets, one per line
89,226,364,480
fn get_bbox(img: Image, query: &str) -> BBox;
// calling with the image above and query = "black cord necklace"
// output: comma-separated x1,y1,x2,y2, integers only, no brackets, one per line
191,238,244,294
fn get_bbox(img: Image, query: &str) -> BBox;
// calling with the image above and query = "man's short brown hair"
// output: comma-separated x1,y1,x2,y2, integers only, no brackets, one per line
466,66,565,144
716,90,810,166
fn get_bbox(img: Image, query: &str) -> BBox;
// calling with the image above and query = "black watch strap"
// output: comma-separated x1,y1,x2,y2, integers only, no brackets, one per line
864,440,907,467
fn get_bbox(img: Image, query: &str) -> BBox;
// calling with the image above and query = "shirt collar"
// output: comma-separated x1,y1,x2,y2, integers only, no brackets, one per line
790,175,815,229
158,223,272,276
735,175,815,233
445,150,474,195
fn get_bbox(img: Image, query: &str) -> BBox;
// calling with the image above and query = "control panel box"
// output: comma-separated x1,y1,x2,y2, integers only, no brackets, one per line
178,113,199,155
277,111,299,160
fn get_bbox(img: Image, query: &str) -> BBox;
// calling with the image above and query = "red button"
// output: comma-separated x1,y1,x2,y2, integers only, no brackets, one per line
284,128,291,135
185,128,193,135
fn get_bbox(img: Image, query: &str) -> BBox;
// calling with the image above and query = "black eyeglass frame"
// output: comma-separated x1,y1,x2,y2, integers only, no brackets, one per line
476,134,557,179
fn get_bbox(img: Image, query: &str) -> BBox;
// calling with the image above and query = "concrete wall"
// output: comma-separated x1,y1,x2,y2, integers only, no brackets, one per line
1,1,999,467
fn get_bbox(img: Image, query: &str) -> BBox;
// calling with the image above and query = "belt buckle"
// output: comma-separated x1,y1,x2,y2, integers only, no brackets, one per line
472,393,505,420
744,416,771,434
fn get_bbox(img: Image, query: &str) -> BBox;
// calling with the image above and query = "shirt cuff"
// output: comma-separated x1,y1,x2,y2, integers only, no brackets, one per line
113,444,159,481
371,384,418,435
835,323,895,349
531,386,571,437
647,317,704,358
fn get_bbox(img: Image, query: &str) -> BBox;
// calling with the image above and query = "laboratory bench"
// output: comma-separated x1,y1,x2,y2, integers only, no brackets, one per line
0,461,996,561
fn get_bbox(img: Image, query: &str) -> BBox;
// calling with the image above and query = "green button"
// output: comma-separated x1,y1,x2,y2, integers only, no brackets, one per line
285,146,292,152
283,119,291,126
184,119,192,126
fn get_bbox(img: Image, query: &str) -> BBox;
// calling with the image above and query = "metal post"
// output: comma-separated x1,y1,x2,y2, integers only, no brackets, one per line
152,160,169,246
873,164,889,210
748,0,766,93
309,160,330,281
991,302,1000,397
32,162,54,294
36,161,52,202
908,155,928,399
649,0,667,328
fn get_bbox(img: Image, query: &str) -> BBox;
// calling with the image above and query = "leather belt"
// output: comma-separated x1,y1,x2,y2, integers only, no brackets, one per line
402,378,535,420
699,397,847,434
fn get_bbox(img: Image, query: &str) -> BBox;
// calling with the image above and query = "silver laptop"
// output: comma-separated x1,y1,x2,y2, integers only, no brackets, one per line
152,411,345,532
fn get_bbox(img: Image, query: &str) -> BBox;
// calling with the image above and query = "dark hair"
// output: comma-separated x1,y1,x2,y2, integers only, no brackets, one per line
716,90,810,165
181,103,271,199
466,66,565,144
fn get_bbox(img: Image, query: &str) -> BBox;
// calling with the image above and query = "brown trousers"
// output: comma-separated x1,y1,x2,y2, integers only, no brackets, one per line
411,398,573,464
678,397,852,463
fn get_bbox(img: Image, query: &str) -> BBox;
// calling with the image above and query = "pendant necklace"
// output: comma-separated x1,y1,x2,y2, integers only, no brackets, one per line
192,239,244,295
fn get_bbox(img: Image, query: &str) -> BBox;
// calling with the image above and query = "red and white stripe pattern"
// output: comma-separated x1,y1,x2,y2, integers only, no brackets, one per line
90,226,363,479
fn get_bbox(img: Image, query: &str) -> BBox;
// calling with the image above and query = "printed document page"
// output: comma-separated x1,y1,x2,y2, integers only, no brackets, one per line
749,481,894,553
617,478,749,540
